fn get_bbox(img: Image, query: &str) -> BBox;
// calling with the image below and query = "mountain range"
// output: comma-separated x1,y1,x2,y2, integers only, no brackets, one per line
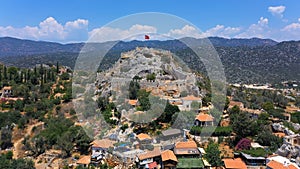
0,36,299,84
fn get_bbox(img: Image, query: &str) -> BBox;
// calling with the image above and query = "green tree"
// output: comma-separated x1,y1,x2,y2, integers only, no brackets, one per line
157,102,180,123
30,136,46,157
256,129,283,152
58,131,74,157
14,99,24,111
146,73,156,81
232,111,256,139
3,66,7,80
137,89,151,111
262,101,274,111
60,72,70,80
5,151,13,160
0,127,13,149
296,97,300,107
204,141,222,167
129,81,140,100
56,61,59,74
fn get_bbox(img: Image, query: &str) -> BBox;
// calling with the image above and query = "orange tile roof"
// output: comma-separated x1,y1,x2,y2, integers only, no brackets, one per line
161,150,178,162
91,139,115,149
128,99,138,106
273,132,286,138
285,106,300,113
229,101,244,108
137,133,152,140
181,95,201,101
77,155,91,165
2,86,12,90
138,149,161,160
175,141,197,149
267,160,298,169
223,158,247,169
195,113,214,122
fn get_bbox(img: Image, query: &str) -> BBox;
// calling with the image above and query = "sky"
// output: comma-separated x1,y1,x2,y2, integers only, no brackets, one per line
0,0,300,43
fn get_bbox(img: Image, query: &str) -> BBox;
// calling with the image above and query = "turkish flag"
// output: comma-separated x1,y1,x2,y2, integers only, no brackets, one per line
145,35,150,40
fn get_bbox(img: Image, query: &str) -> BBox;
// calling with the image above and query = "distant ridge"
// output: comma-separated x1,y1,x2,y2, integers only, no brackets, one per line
207,37,278,47
0,36,278,57
0,36,299,84
0,37,84,57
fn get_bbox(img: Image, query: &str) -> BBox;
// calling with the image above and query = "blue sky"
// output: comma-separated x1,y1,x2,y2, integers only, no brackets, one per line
0,0,300,43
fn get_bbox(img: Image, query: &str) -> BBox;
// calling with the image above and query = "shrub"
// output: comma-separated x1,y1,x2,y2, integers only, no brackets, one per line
235,138,251,151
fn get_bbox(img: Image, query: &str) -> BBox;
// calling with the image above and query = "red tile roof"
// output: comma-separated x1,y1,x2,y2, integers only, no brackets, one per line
138,149,161,160
91,139,115,149
2,86,12,90
161,150,178,162
181,95,201,101
195,113,214,122
128,99,138,106
229,101,244,108
136,133,152,140
223,158,247,169
77,155,91,165
267,160,298,169
175,141,197,149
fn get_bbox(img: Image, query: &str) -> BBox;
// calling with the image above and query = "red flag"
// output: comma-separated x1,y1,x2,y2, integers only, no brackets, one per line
144,35,150,40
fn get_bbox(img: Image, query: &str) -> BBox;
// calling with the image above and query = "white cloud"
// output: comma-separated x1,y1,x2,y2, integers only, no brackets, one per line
268,5,286,18
282,23,300,31
0,17,89,42
278,19,300,40
88,24,157,42
165,25,202,38
1,15,300,43
203,25,241,38
236,17,270,39
38,17,65,38
65,19,88,29
165,25,241,39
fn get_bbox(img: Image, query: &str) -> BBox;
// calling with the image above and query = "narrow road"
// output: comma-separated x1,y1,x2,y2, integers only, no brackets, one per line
13,122,44,159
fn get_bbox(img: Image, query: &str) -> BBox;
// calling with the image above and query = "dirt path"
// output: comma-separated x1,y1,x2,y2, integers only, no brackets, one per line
13,122,44,159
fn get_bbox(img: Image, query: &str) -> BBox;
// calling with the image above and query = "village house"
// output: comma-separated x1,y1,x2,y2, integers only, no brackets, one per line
174,141,200,158
90,139,116,165
283,113,291,122
161,150,178,169
240,152,266,166
222,158,247,169
228,101,244,109
194,113,214,126
284,134,300,146
76,155,91,168
266,155,298,169
266,154,298,169
161,128,182,141
136,148,161,169
128,99,139,107
136,133,153,145
180,95,202,111
1,86,12,98
115,149,145,165
267,160,298,169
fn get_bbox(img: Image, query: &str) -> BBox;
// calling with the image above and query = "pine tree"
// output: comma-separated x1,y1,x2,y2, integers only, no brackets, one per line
56,61,59,74
3,66,7,80
27,69,30,82
0,69,2,81
34,66,37,76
